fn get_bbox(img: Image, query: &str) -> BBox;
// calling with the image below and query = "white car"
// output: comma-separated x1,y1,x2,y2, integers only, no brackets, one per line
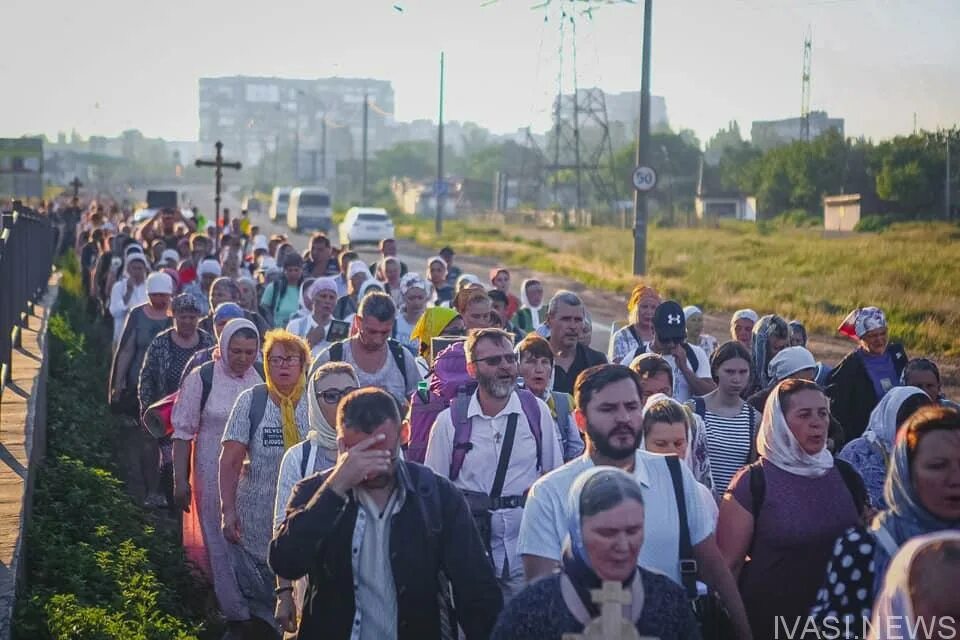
132,207,194,224
338,207,394,248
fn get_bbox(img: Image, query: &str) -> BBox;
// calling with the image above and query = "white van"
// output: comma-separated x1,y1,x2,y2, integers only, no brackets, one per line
268,187,292,221
287,187,333,232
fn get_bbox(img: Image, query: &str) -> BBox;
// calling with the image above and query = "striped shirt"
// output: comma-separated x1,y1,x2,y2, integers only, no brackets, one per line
700,402,756,496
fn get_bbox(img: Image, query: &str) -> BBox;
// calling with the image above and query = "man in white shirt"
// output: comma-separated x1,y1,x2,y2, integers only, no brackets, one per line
424,328,563,601
518,363,751,640
620,299,715,403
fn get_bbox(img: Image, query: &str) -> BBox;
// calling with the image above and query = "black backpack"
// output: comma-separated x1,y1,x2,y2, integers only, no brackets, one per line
748,458,868,517
198,359,265,412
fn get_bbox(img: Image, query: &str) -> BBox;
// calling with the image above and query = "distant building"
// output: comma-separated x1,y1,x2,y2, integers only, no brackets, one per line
551,89,668,149
751,111,844,151
198,75,395,173
0,138,43,198
695,158,756,222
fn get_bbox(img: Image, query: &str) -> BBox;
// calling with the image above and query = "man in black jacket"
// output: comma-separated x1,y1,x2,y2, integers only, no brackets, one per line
546,290,607,394
269,388,502,640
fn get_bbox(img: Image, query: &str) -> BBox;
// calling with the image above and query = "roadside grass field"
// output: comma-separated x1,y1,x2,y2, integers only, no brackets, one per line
396,217,960,357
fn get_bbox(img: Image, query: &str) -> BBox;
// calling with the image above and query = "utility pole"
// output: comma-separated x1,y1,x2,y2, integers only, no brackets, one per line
947,135,952,221
632,0,653,276
195,141,241,254
273,134,279,185
362,92,369,202
294,99,301,183
436,51,445,234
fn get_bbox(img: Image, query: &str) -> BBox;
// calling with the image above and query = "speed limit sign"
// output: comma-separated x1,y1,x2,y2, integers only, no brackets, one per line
632,166,657,192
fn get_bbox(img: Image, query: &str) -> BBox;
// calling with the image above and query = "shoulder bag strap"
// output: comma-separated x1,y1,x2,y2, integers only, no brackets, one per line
489,413,520,501
666,455,698,599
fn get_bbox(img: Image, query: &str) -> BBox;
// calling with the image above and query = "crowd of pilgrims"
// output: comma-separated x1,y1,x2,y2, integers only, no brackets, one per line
61,198,959,640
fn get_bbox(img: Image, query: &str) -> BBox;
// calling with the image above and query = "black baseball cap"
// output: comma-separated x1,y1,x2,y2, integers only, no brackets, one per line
654,300,686,340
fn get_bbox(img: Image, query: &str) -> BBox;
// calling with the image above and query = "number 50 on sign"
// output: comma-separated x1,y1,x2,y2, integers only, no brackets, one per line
632,166,657,192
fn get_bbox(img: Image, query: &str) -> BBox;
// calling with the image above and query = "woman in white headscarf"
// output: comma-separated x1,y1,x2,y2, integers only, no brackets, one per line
171,318,263,636
492,467,699,640
513,278,545,334
272,361,359,635
108,252,150,342
729,309,758,351
395,272,430,353
838,386,931,510
684,305,717,356
717,379,867,640
868,531,960,640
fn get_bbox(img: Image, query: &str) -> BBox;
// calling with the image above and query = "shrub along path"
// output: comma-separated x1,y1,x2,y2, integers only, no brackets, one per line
12,256,220,640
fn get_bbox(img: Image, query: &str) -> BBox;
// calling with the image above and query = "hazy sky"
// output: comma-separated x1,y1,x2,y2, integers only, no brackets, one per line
3,0,959,146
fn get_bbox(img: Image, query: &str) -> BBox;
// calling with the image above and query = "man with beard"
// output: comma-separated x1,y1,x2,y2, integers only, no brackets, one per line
425,328,563,601
518,364,753,640
546,291,607,394
270,388,502,639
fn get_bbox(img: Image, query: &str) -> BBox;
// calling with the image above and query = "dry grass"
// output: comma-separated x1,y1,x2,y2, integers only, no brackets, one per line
396,218,960,357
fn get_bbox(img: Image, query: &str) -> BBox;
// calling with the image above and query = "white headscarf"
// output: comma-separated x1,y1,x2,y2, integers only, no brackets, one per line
639,393,689,454
306,363,360,452
862,386,928,450
867,531,960,640
519,278,543,328
218,318,259,377
757,380,834,478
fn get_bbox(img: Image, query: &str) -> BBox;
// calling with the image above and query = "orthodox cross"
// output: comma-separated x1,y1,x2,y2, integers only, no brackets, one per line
194,141,241,253
561,580,650,640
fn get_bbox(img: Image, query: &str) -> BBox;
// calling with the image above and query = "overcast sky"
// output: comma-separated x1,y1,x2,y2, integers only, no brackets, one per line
3,0,958,146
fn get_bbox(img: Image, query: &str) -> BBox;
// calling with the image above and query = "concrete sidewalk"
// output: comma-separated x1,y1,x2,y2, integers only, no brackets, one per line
0,274,59,640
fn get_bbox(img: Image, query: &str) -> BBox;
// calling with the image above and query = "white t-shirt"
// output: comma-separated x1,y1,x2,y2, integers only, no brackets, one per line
619,343,711,403
518,449,713,587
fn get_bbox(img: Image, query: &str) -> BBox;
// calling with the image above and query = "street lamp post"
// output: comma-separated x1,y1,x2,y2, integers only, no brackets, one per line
632,0,653,276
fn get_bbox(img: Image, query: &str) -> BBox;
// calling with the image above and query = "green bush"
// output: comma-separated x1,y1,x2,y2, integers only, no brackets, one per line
12,256,216,640
855,214,897,232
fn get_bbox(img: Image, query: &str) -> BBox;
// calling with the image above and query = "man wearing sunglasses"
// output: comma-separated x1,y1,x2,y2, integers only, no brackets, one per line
424,328,563,602
626,300,714,403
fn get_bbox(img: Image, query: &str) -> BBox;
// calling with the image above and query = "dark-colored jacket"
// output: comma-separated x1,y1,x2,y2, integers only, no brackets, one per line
269,461,502,640
825,343,908,442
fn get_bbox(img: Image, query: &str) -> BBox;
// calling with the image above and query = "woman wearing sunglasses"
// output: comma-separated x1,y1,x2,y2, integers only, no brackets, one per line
272,361,360,636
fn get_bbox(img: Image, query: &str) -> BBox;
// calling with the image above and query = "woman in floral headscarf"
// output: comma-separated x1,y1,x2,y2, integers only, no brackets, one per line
827,306,909,442
810,405,960,635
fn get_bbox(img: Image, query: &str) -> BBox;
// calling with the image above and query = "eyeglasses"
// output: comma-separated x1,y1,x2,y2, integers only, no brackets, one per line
475,352,518,367
316,386,358,404
268,355,303,368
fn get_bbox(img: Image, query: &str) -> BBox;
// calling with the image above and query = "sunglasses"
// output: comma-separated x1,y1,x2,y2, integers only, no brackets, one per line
476,353,518,367
316,386,358,404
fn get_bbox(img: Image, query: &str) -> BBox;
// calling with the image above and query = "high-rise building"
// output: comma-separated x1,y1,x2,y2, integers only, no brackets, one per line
198,75,395,177
750,111,844,151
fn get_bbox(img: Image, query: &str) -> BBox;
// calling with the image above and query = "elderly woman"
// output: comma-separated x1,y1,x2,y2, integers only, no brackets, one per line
395,273,430,354
609,283,660,363
109,272,173,416
172,319,263,637
108,251,150,343
513,278,545,335
685,305,718,356
427,255,454,306
220,330,311,636
237,276,259,314
271,361,360,634
139,293,216,508
284,277,316,326
867,532,960,640
378,256,403,305
492,467,699,639
181,302,248,381
750,314,790,392
410,306,463,373
286,276,339,359
810,406,960,633
729,309,758,351
184,257,221,316
902,357,960,410
838,386,931,509
333,259,369,320
717,379,866,640
827,306,909,442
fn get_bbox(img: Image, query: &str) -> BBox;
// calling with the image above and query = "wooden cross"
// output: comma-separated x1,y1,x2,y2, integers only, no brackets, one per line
69,176,83,198
561,580,652,640
194,141,241,253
